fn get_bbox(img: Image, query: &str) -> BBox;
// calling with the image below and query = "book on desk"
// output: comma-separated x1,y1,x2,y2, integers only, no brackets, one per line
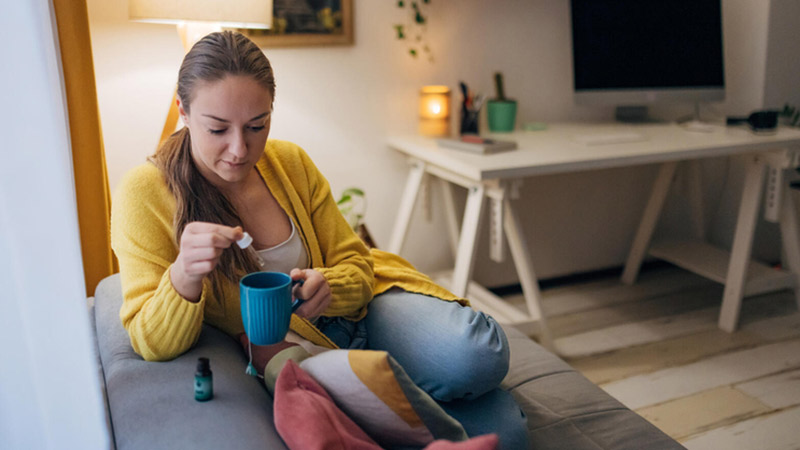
437,136,518,154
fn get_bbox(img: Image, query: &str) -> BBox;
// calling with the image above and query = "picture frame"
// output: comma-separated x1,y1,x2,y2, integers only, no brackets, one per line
242,0,353,48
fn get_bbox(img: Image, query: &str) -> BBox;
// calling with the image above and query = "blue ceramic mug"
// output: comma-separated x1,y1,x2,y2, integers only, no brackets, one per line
239,272,304,345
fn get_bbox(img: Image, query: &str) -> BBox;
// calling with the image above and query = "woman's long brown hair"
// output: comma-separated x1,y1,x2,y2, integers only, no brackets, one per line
149,31,276,294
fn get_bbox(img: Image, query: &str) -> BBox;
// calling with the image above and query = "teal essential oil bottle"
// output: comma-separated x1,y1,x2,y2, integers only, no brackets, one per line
194,357,213,401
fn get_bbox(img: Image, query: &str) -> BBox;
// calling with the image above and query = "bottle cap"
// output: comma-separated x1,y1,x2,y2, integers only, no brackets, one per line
196,357,211,375
236,232,253,249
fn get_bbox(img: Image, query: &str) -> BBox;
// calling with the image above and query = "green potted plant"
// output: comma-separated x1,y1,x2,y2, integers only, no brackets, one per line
487,72,517,132
336,187,377,248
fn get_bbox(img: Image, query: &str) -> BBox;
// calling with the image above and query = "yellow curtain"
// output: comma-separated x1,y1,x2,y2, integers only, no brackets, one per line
53,0,118,296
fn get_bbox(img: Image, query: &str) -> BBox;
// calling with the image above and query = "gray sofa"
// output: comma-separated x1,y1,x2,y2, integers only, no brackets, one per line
90,274,684,449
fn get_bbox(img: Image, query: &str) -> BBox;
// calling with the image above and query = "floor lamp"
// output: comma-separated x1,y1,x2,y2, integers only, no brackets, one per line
129,0,272,145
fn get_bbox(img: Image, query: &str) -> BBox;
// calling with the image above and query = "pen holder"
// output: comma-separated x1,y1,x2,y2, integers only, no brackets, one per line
487,100,517,132
460,107,480,135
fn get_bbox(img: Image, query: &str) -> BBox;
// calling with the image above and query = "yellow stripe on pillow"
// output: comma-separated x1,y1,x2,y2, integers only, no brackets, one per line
348,351,423,428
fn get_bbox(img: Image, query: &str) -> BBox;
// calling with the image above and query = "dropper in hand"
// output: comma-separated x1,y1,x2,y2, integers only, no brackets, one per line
236,232,266,269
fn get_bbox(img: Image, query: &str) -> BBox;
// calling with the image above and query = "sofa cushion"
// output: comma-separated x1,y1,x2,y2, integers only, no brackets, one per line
94,275,287,450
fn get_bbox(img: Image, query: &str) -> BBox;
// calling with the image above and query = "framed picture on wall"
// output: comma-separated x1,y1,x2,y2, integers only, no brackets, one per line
242,0,353,47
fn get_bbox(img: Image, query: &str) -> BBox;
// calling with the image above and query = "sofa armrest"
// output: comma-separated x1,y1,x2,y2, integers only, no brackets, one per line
501,326,684,450
87,296,115,450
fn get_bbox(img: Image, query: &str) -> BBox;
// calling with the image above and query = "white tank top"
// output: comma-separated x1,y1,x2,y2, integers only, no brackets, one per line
255,220,309,274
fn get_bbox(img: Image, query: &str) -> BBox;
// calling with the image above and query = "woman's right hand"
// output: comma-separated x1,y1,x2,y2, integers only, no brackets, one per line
170,222,244,302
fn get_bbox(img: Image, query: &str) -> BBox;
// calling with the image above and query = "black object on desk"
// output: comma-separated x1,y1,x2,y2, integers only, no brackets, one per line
727,110,779,133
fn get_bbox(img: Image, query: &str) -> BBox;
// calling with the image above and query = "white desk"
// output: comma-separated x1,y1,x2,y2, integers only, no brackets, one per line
387,123,800,349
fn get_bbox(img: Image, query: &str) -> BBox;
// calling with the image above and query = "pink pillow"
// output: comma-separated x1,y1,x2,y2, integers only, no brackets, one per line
425,434,499,450
273,360,381,450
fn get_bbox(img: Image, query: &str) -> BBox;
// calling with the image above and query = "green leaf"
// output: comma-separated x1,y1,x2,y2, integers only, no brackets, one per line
394,24,405,39
409,48,418,57
341,187,365,197
337,194,352,205
398,0,404,7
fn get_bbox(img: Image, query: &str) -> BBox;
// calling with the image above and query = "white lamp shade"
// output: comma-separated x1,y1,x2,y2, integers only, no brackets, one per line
129,0,273,29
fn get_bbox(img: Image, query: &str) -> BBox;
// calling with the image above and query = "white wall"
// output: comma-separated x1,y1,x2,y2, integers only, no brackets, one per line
89,0,785,287
764,0,800,110
1,1,110,449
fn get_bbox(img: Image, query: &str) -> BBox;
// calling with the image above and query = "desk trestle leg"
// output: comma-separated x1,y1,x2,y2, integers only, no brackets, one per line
388,161,427,255
719,156,765,332
438,178,461,258
504,196,554,349
391,162,553,349
622,161,679,284
451,185,486,298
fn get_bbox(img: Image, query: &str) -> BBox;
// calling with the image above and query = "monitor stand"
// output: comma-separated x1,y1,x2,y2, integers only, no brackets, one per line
615,106,650,123
614,106,666,123
678,102,716,133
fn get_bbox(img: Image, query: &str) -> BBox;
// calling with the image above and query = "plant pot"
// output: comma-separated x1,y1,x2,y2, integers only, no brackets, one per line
487,100,517,132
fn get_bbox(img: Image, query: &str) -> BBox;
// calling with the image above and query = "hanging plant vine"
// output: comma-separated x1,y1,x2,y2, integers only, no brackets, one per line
394,0,433,62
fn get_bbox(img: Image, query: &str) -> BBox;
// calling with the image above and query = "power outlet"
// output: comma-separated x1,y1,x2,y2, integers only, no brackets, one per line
764,166,782,223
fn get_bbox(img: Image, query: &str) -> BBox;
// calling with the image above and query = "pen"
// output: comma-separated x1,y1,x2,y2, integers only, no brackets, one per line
460,81,469,101
472,94,484,111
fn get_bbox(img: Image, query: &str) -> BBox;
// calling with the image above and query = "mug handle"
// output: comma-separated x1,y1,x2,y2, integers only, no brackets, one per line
291,279,305,313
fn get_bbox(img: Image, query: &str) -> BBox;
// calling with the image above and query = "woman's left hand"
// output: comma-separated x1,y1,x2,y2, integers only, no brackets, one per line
290,268,332,319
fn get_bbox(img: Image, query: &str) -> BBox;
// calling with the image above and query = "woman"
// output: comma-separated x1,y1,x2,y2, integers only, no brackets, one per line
111,30,528,448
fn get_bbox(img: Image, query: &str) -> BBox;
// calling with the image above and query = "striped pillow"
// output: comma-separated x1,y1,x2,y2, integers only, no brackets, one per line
273,360,381,449
300,349,468,448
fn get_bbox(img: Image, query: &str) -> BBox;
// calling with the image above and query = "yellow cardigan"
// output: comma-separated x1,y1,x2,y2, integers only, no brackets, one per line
111,139,466,361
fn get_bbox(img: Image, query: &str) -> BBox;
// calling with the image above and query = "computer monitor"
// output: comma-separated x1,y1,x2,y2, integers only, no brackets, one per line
570,0,725,122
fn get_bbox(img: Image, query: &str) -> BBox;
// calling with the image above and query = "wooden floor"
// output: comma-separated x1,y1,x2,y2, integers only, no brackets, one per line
503,266,800,450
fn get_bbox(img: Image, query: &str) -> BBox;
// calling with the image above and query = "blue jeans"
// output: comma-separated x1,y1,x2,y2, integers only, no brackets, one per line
316,289,529,450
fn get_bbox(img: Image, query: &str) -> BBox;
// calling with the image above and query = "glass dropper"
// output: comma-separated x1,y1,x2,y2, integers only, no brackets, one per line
236,232,266,269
